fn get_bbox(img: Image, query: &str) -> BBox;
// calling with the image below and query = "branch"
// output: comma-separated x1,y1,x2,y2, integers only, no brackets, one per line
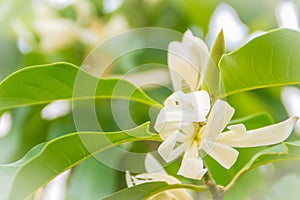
203,170,224,200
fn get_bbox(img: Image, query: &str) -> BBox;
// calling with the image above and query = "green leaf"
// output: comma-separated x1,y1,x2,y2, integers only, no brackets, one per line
219,29,300,98
103,182,208,200
66,157,121,200
202,29,225,101
224,141,300,192
210,29,226,68
251,141,300,168
0,62,160,111
0,122,161,200
0,106,51,164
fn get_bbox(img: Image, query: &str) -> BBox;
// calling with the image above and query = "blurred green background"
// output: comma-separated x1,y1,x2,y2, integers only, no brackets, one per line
0,0,300,199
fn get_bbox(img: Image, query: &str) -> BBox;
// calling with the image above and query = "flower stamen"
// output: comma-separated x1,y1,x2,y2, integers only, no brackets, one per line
194,121,206,144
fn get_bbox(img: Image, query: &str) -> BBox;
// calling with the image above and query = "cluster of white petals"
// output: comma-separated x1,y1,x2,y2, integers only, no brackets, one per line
154,30,298,180
155,90,297,180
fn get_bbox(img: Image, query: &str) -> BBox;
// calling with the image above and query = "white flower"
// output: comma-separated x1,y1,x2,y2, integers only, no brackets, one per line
126,154,193,200
168,30,209,93
156,92,298,180
154,30,299,180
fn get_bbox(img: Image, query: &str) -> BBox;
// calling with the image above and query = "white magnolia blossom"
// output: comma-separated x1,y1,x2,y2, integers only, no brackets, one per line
126,154,192,200
168,29,209,92
154,30,298,180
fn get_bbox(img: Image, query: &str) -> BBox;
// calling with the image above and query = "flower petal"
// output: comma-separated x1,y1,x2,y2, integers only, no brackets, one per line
202,100,235,141
125,171,134,187
149,190,193,200
164,190,193,200
155,121,182,139
168,30,209,92
135,172,180,184
218,116,299,148
148,191,176,200
178,158,207,180
202,141,239,169
217,124,247,141
187,90,211,118
281,87,300,134
154,107,184,132
168,106,206,122
127,171,192,200
158,132,189,162
145,154,166,174
158,122,194,140
179,122,196,138
178,142,207,179
227,124,247,137
184,141,199,158
154,105,206,133
164,91,188,106
155,91,210,133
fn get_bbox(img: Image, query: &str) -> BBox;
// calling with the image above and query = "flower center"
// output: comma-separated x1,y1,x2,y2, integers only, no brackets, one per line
194,121,206,144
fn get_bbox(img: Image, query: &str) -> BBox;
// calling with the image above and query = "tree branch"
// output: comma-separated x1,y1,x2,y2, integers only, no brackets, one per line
203,170,224,200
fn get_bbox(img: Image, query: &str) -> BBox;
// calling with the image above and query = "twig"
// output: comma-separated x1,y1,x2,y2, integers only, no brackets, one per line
203,170,224,200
